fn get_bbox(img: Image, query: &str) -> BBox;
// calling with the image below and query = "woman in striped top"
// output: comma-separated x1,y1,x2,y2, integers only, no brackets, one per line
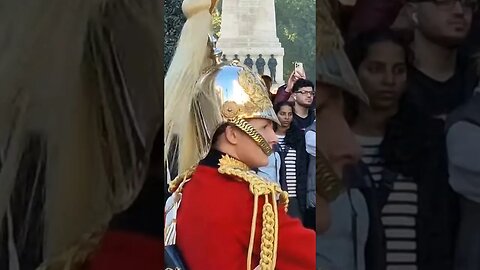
344,30,418,270
274,101,309,223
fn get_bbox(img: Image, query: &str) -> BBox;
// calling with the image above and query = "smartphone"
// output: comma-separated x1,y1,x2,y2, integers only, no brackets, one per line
294,62,305,77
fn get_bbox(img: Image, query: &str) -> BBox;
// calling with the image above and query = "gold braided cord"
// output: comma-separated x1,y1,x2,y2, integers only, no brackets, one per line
218,155,288,270
230,118,273,156
260,195,275,268
271,192,279,269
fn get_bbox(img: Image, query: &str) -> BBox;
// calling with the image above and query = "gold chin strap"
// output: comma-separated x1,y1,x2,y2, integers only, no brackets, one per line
218,155,288,270
316,149,344,202
229,118,273,156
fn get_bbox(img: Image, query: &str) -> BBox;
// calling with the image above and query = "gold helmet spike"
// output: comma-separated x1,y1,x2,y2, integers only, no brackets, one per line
165,0,279,173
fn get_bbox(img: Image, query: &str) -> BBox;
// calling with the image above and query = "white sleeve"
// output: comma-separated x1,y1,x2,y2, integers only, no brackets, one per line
275,152,281,185
448,121,480,173
305,130,316,156
447,121,480,202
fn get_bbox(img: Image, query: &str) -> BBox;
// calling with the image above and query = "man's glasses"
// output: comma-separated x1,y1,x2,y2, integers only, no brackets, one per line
296,90,315,96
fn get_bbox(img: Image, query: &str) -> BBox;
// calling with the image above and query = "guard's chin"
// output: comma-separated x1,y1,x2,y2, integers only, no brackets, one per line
258,155,269,167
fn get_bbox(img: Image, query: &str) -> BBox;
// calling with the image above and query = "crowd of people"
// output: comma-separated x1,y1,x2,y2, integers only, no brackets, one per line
256,69,317,229
315,0,480,269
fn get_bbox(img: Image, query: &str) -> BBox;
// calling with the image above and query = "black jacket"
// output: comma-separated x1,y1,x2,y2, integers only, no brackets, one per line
386,59,476,269
276,125,309,214
362,103,459,270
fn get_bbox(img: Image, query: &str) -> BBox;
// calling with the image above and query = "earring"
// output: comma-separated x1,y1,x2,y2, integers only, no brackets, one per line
412,13,418,25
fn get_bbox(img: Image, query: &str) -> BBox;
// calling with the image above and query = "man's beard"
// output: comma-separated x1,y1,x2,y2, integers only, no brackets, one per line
420,28,466,49
299,102,313,109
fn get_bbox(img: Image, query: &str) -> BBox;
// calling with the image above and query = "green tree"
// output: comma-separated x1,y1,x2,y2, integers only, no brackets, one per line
164,0,185,72
165,0,315,82
275,0,316,81
165,1,222,72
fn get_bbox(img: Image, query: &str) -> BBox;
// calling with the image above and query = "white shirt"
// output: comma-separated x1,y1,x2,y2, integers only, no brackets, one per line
356,134,419,269
278,135,297,197
257,152,281,185
447,121,480,203
305,130,316,156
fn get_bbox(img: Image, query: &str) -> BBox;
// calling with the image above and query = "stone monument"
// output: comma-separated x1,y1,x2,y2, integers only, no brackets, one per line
217,0,285,85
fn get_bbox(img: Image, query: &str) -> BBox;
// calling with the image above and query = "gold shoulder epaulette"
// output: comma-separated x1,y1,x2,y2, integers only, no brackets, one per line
168,165,197,193
218,155,289,208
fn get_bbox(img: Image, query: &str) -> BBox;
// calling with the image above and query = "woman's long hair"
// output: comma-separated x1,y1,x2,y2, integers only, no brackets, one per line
343,29,425,176
343,29,437,176
343,29,411,125
273,101,303,149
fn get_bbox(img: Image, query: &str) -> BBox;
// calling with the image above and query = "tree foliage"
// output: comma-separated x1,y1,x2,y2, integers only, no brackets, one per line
275,0,316,80
165,0,315,81
164,0,221,72
164,0,185,72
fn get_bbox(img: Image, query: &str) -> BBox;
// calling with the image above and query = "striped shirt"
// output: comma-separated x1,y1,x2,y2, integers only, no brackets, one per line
356,135,418,270
277,135,297,197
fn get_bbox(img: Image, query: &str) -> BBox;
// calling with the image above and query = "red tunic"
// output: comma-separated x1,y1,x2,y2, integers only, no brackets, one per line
87,158,315,269
176,164,315,269
88,230,163,270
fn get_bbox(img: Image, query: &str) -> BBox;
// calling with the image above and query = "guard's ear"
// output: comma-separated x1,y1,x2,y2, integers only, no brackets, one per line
224,125,240,145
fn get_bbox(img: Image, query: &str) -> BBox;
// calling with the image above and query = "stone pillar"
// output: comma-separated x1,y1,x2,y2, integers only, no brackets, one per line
217,0,285,85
